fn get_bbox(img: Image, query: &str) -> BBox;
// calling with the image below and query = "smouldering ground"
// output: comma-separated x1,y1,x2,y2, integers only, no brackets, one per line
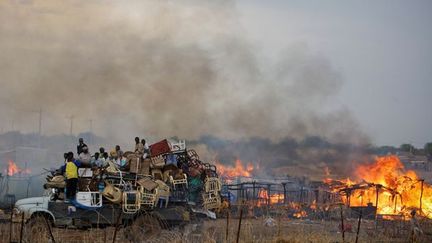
2,215,431,243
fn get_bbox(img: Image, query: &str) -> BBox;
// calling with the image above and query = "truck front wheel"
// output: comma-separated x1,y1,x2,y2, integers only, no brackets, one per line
23,214,54,243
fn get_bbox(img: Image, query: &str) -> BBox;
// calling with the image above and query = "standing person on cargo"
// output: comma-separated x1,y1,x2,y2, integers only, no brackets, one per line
77,138,87,155
64,152,81,200
141,139,150,158
134,137,144,157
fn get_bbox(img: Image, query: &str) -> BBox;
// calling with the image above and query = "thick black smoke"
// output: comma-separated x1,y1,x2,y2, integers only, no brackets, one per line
0,0,368,147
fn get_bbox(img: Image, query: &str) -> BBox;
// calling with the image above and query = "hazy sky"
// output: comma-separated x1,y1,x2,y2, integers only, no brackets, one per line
0,0,430,147
236,0,432,147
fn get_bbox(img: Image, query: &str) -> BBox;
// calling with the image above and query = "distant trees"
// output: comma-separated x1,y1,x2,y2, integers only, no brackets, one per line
425,142,432,156
400,143,415,153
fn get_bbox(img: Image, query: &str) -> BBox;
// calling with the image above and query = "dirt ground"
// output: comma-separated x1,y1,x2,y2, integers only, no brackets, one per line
1,215,431,243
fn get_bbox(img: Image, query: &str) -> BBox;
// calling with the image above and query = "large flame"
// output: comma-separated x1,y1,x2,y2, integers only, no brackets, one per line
5,160,31,176
216,159,254,178
326,155,432,219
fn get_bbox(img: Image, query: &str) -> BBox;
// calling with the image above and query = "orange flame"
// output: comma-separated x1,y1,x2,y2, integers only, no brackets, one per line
5,160,31,176
257,188,284,206
216,159,254,178
326,155,432,219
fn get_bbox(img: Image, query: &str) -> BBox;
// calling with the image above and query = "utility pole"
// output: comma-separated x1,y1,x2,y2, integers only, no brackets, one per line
38,108,42,136
66,115,74,136
88,119,93,145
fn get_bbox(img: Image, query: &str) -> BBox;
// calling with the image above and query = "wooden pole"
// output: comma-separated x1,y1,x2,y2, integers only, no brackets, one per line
355,209,363,243
9,203,13,243
112,209,123,243
375,185,380,220
419,180,424,215
236,203,244,243
226,210,230,242
340,204,345,243
43,216,56,243
19,212,25,243
394,195,397,213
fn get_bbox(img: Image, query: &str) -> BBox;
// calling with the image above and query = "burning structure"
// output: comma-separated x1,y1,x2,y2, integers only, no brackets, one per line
326,155,432,219
217,155,432,221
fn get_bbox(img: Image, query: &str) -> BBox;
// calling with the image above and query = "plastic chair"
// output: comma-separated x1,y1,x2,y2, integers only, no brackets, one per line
122,191,141,214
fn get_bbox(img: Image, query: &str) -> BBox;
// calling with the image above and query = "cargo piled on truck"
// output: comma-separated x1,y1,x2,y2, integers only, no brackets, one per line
14,138,223,240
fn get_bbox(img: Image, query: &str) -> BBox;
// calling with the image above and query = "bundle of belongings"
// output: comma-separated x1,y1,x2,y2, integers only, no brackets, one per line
45,139,222,214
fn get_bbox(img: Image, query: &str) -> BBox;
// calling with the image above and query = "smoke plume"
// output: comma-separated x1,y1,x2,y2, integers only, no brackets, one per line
0,0,368,146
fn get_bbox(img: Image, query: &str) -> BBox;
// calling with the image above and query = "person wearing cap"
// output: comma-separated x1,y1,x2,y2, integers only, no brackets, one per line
77,138,87,155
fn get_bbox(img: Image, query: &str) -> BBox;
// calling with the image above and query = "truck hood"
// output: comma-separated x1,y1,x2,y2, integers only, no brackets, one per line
15,196,49,207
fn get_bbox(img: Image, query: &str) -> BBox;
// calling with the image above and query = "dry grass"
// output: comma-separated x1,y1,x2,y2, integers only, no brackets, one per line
1,215,430,243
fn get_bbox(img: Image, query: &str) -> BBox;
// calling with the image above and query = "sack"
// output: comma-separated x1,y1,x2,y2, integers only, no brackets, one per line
44,175,66,189
106,161,119,173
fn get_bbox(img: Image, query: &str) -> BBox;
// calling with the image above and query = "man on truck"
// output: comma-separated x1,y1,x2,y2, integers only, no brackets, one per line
62,152,81,200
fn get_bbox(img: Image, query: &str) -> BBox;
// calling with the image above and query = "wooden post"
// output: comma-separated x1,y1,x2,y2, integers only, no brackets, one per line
226,210,230,242
19,212,25,243
419,180,424,215
43,216,56,243
355,209,363,243
236,203,244,243
9,203,13,243
340,204,345,243
394,195,397,213
267,184,271,206
112,209,123,243
375,185,381,220
252,181,256,206
282,183,287,204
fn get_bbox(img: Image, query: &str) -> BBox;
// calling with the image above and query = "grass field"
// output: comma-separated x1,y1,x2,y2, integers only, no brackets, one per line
1,214,431,243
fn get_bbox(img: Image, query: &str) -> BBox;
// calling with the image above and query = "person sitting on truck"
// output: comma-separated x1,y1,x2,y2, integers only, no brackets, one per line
91,152,105,167
78,146,91,165
115,145,124,158
102,152,109,161
64,152,81,200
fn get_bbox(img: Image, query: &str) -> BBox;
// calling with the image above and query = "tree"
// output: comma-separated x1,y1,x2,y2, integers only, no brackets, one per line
400,143,415,153
424,142,432,156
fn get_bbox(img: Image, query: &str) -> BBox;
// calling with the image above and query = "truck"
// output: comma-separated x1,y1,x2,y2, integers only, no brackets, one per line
13,139,222,241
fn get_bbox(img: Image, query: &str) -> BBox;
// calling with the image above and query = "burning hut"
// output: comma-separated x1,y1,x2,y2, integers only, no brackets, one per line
325,155,432,220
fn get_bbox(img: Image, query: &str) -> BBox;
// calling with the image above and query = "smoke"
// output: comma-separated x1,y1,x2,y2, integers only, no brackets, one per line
0,0,368,146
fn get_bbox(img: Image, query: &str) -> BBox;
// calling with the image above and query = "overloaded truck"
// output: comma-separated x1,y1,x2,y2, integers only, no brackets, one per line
14,139,222,240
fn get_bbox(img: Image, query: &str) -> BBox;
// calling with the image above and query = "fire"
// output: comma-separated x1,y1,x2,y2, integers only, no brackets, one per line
257,188,284,206
293,210,307,218
5,160,31,176
326,155,432,219
289,202,308,218
216,159,254,178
